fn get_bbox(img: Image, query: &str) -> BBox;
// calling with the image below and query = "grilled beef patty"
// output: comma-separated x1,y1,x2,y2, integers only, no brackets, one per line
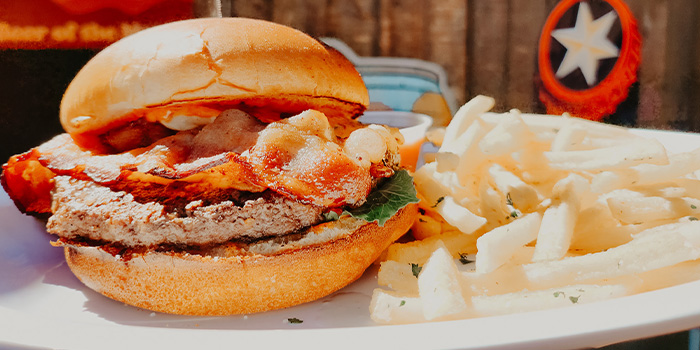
47,176,324,247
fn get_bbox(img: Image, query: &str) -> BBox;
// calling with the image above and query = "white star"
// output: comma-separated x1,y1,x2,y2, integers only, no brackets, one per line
551,2,620,86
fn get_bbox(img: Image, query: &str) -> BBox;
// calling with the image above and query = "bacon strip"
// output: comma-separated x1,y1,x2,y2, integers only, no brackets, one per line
1,149,56,214
2,109,376,214
244,111,372,206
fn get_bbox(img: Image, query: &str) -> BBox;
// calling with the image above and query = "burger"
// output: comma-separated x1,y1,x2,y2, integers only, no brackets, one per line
1,18,418,315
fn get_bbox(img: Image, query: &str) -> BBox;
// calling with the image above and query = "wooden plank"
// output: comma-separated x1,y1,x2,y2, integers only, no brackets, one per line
325,0,378,56
425,0,468,105
194,0,224,17
506,0,547,113
467,0,509,111
628,0,669,129
377,0,427,58
691,4,700,132
270,0,328,36
662,0,698,131
628,0,700,131
544,0,559,11
377,0,390,56
229,0,272,19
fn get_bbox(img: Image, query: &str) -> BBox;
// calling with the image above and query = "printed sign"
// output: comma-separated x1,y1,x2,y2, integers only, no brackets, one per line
0,0,193,49
538,0,641,121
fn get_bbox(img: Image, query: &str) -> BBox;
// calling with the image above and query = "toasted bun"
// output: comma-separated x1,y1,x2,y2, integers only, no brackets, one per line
60,18,369,139
61,204,417,316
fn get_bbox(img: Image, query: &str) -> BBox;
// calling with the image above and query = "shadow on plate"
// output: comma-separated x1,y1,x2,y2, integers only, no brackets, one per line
0,202,65,295
77,265,379,330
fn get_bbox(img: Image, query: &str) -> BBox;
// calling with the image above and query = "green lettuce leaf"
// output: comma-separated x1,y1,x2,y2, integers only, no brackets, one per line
342,169,419,226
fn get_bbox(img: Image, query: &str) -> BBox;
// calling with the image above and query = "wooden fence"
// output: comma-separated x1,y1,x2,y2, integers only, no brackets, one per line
218,0,700,131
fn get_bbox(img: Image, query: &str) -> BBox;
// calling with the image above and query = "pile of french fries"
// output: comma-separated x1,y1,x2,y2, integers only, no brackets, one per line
370,95,700,324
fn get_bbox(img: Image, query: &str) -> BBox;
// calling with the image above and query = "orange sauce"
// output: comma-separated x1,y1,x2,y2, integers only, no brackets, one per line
398,137,425,171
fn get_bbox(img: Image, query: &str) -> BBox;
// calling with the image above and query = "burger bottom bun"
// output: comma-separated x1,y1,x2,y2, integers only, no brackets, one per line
62,204,417,316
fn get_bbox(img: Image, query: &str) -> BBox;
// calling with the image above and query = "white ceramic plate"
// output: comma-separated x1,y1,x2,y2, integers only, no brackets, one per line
2,129,700,350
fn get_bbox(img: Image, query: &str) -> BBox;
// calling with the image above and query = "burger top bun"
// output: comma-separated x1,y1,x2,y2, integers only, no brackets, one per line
60,17,369,143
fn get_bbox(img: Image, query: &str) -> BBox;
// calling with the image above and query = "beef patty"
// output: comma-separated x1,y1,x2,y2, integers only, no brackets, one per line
47,176,324,247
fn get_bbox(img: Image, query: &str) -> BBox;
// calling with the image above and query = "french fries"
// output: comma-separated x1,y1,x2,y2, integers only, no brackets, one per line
370,95,700,325
470,284,630,316
532,174,588,261
475,212,541,273
524,221,700,286
417,243,467,320
544,138,668,171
